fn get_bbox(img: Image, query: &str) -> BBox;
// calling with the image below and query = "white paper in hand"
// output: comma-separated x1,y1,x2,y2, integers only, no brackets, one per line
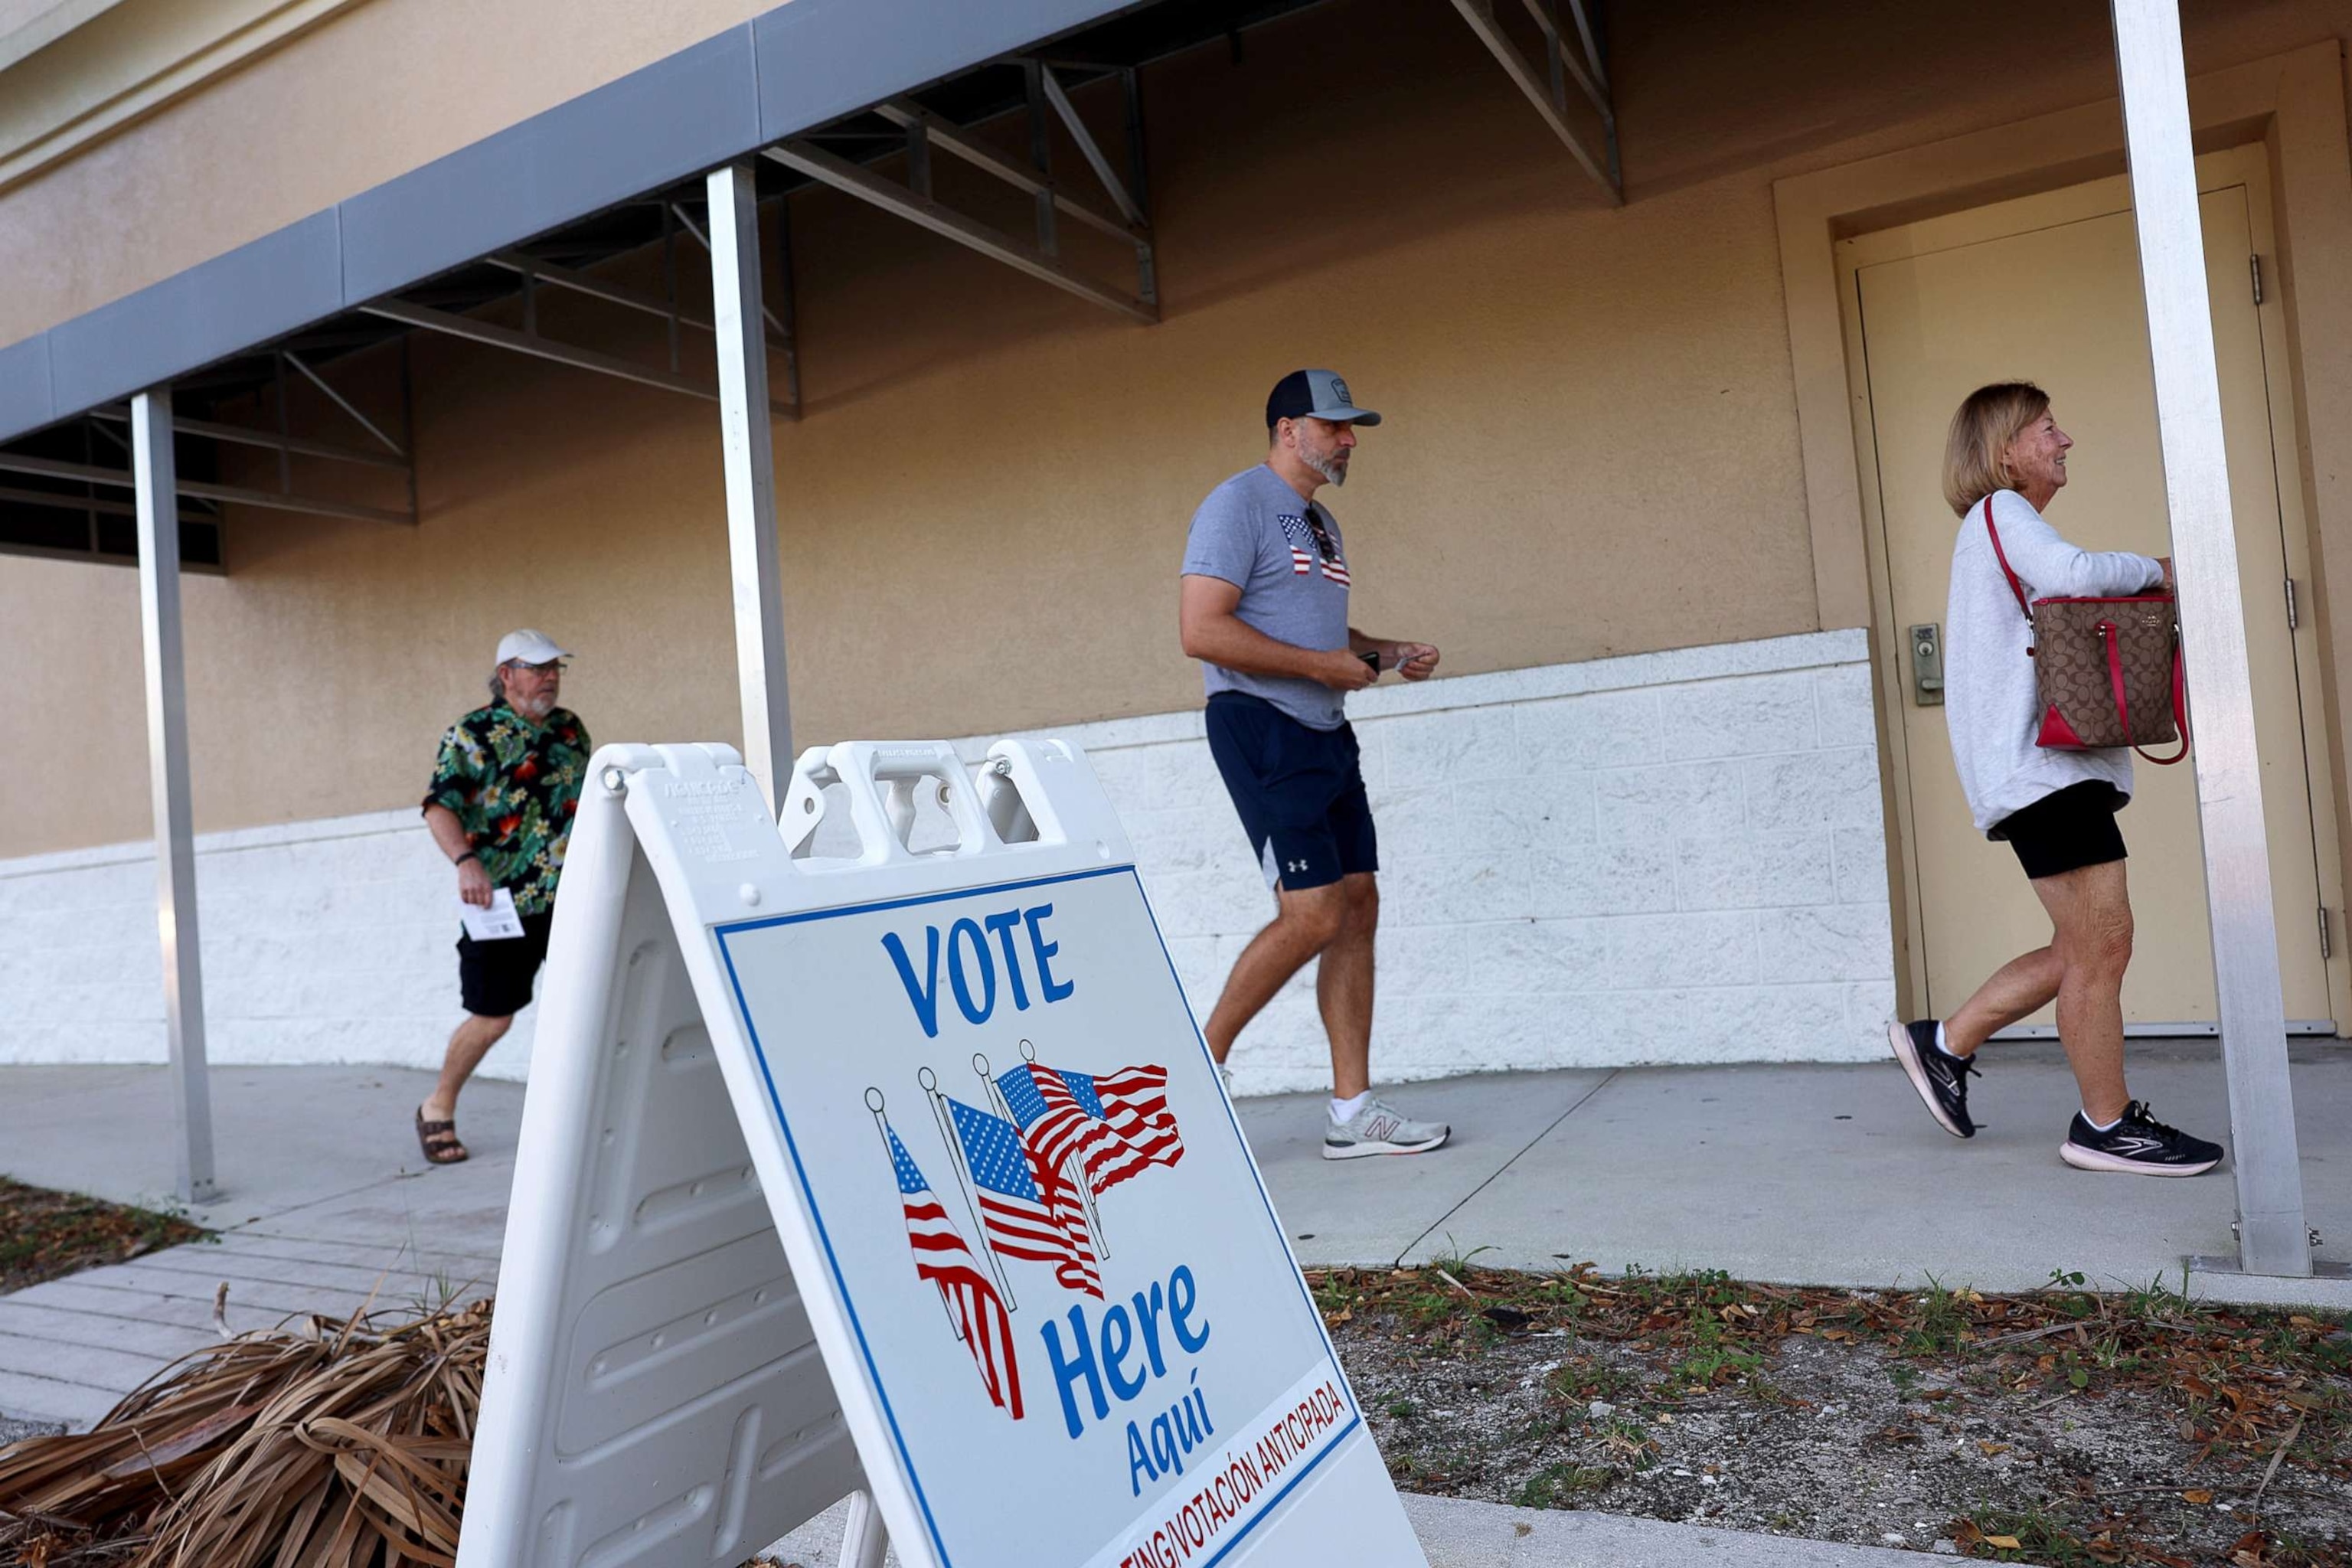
458,887,527,941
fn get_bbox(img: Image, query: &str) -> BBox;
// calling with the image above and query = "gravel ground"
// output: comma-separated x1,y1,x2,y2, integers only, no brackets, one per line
1320,1268,2352,1566
0,1412,66,1449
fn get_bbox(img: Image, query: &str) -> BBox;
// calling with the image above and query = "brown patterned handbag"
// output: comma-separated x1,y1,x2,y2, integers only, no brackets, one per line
1981,497,2189,763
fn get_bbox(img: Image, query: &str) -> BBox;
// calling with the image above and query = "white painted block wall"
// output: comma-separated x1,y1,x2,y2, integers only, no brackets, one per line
0,630,1893,1093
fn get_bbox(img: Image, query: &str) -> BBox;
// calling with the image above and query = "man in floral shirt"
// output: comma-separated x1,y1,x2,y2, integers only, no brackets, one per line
413,629,593,1163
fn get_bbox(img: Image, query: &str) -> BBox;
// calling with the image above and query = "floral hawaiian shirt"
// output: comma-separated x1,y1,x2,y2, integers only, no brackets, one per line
421,704,593,916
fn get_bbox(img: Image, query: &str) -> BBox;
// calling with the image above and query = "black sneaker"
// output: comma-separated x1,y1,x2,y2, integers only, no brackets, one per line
2060,1101,2224,1176
1885,1019,1978,1138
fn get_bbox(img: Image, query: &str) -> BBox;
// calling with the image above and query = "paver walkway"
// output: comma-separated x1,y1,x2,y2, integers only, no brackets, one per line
0,1063,518,1426
2,1045,2347,1563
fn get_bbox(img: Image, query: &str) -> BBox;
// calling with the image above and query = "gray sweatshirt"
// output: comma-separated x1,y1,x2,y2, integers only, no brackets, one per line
1944,488,2165,835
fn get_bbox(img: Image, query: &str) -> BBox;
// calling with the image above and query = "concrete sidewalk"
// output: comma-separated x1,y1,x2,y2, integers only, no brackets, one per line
756,1490,1933,1566
2,1047,2347,1562
1231,1038,2352,1305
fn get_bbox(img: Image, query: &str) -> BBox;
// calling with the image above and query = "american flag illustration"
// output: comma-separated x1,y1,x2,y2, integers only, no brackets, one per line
1059,1065,1186,1171
1279,508,1352,586
887,1122,1024,1419
945,1096,1102,1298
998,1061,1185,1199
1276,514,1317,576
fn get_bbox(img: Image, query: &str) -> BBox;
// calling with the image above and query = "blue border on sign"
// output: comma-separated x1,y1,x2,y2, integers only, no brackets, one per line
714,864,1361,1568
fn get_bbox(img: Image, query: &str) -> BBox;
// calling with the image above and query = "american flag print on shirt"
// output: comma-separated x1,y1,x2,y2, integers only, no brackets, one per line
1276,513,1317,576
1278,509,1352,586
944,1096,1102,1298
887,1122,1024,1419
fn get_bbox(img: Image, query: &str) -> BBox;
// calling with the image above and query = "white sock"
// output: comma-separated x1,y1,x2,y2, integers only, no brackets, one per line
2082,1108,2124,1133
1934,1022,1952,1056
1330,1090,1371,1124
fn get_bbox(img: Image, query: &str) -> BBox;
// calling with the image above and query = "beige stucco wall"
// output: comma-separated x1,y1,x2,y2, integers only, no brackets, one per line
0,0,771,345
7,0,2352,860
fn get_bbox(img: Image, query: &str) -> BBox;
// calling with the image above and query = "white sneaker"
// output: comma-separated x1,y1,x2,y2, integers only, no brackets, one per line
1321,1095,1449,1160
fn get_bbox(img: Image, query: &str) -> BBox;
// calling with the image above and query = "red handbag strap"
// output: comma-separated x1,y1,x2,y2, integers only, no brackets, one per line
2100,619,2190,766
1982,495,2034,623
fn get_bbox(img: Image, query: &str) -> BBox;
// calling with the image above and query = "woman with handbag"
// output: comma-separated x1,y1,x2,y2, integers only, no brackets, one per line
1885,381,2223,1176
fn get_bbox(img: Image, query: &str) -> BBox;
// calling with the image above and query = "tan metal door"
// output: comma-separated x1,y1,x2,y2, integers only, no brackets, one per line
1844,152,2340,1031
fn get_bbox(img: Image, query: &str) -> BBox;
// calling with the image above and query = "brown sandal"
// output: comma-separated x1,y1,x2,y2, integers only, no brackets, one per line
415,1106,469,1165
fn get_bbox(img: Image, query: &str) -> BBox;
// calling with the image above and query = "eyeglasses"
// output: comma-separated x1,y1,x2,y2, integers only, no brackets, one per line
503,659,566,676
1302,508,1341,564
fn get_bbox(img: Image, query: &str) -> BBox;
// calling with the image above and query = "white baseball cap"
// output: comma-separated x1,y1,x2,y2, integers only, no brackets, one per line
495,629,573,665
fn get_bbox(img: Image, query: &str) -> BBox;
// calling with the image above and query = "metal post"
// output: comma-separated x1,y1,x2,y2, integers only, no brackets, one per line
705,162,793,809
773,200,803,413
2111,0,2309,1276
905,116,933,201
663,202,681,374
1123,67,1157,309
841,1489,888,1568
132,387,218,1205
1024,60,1057,258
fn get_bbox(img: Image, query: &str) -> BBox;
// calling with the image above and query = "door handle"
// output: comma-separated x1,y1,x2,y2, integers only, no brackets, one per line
1909,622,1944,707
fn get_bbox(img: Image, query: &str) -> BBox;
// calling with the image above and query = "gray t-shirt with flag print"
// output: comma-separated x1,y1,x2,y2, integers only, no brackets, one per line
1181,462,1355,731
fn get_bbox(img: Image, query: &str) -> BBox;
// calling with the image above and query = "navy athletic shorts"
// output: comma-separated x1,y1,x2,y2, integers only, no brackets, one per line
1204,691,1378,892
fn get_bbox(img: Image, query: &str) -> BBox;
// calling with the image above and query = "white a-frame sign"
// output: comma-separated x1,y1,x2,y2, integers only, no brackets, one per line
459,738,1426,1568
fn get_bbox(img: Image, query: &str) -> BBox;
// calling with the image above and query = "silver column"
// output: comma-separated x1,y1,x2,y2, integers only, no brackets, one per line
132,387,219,1204
707,161,793,807
2110,0,2308,1276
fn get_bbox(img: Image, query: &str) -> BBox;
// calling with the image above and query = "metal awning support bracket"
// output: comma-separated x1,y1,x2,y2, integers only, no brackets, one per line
791,69,1159,324
364,296,792,419
2110,0,2310,1278
1451,0,1621,201
132,386,218,1205
0,442,413,526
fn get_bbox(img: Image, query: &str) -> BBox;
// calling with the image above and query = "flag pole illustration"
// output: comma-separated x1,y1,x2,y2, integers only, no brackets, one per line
1018,1038,1111,1257
867,1086,1024,1420
981,1047,1109,1263
919,1066,1016,1307
867,1088,965,1347
950,1054,1101,1298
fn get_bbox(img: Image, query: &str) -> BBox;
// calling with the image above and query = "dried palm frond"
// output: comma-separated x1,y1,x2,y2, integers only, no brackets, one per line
0,1293,491,1568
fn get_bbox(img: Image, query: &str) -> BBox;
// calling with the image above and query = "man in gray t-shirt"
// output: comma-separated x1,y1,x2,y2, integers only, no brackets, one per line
1178,368,1451,1161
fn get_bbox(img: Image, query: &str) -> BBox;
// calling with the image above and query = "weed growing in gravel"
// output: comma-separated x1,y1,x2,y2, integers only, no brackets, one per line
1513,1461,1612,1509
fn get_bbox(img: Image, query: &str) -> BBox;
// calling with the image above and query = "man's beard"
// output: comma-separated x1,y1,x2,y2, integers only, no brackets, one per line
1303,447,1348,487
510,690,557,720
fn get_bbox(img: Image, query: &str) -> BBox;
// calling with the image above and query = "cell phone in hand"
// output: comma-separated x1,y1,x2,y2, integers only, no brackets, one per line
1359,651,1382,677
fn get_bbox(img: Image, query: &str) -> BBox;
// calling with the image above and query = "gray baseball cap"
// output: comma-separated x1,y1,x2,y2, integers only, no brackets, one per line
1266,368,1382,428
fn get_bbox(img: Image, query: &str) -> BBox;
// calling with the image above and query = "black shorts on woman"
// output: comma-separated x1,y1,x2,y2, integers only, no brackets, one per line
1989,780,2127,881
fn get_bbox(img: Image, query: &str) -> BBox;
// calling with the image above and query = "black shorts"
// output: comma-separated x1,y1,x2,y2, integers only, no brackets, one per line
1204,692,1378,892
1990,782,2128,880
456,910,555,1018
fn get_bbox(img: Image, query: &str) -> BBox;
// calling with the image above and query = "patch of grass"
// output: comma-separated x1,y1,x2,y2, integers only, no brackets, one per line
1952,1506,2108,1566
0,1174,207,1292
1898,1276,1973,1355
1512,1461,1612,1509
1546,1357,1639,1406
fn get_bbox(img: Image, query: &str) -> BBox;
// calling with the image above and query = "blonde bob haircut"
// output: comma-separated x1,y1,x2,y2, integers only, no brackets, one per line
1942,381,2051,517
